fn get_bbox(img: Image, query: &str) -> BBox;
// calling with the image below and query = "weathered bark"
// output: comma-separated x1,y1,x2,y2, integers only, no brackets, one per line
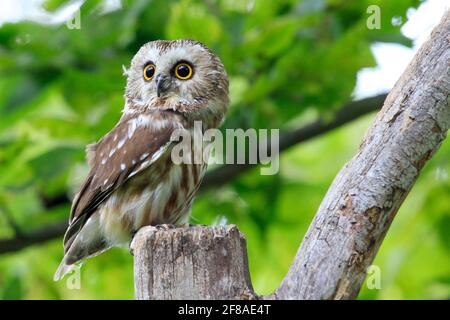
274,11,450,299
132,11,450,300
131,225,256,300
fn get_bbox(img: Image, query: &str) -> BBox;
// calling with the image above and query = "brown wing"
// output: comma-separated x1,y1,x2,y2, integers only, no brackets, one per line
63,110,185,252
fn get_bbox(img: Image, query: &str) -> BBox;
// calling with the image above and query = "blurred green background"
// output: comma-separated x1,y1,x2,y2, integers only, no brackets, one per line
0,0,448,299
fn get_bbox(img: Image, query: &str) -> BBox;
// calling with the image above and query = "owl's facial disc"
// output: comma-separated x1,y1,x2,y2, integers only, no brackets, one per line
126,39,228,111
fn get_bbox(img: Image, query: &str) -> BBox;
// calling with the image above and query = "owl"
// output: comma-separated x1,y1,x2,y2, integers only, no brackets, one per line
54,39,229,281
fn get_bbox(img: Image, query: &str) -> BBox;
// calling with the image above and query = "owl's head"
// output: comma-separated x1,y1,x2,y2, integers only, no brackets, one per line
124,39,228,125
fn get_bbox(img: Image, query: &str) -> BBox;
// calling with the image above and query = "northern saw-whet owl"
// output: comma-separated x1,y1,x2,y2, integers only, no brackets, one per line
54,39,229,280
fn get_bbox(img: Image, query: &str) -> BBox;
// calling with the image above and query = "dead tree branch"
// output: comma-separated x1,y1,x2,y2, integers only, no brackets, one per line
274,10,450,299
0,93,386,255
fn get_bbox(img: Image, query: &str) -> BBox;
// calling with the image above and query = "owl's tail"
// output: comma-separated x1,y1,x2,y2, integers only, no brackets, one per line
53,214,110,281
53,258,78,281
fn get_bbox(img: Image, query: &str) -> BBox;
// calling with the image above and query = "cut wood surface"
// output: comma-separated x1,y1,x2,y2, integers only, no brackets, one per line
131,225,256,300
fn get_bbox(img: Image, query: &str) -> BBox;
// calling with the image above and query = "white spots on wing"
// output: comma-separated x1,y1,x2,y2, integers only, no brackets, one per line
113,134,118,142
140,160,150,169
101,158,107,165
128,120,137,138
152,145,167,161
104,179,109,185
109,147,116,158
140,153,149,160
120,163,126,171
127,148,167,180
128,169,139,178
118,137,126,149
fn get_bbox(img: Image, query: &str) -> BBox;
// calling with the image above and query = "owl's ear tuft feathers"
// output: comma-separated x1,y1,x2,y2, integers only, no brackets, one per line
122,65,129,76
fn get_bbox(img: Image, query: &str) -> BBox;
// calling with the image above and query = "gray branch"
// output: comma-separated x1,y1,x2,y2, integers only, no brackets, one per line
132,11,450,300
274,10,450,299
0,93,386,255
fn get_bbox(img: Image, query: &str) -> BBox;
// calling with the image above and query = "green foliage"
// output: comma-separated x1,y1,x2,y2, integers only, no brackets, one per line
1,0,448,300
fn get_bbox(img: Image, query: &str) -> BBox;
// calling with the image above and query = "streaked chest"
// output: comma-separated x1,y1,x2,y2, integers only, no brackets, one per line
99,144,208,243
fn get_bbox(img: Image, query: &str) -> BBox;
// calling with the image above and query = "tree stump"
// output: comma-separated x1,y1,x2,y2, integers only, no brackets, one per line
131,224,257,300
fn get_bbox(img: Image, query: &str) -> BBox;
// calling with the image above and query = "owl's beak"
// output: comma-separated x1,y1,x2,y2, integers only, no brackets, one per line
156,74,171,97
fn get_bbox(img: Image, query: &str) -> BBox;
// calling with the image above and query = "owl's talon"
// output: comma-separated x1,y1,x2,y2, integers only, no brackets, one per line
155,224,175,231
180,223,194,228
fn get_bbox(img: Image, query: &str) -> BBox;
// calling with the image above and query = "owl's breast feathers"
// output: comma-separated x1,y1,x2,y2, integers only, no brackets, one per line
62,109,194,253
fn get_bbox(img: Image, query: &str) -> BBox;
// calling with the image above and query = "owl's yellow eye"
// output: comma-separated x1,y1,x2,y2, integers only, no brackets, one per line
143,63,156,81
174,62,193,80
